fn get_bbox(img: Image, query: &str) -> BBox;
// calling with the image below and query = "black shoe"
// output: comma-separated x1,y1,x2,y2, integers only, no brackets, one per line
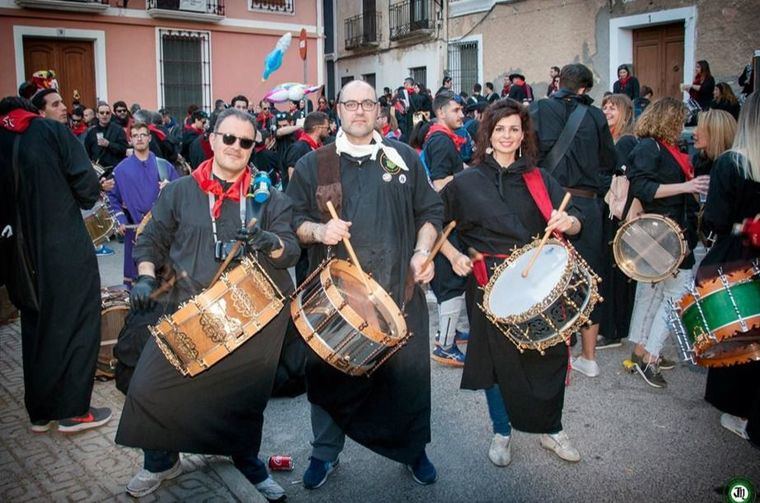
658,355,676,370
596,336,622,349
634,361,667,389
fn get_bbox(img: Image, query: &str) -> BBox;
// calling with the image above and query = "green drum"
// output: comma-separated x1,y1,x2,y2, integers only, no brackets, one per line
668,264,760,367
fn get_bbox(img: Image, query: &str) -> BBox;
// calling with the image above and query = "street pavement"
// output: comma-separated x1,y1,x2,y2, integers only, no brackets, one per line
1,240,758,502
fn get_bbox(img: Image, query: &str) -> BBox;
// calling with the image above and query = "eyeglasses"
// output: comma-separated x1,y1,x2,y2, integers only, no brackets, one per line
71,118,81,124
219,133,255,149
114,109,128,113
131,133,150,139
339,100,378,111
98,111,111,115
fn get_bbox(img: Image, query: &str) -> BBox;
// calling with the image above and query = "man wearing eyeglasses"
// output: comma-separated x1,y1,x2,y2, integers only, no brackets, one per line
287,80,443,489
106,122,179,286
83,101,129,169
116,108,299,501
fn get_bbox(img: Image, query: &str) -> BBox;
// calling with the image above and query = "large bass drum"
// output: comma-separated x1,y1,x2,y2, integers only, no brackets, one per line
291,258,409,377
613,214,687,283
481,238,601,354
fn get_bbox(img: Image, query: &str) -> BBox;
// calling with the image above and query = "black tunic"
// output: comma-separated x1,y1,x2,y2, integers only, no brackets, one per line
83,121,128,168
115,176,300,455
441,156,583,433
0,119,101,422
697,153,760,447
286,139,443,464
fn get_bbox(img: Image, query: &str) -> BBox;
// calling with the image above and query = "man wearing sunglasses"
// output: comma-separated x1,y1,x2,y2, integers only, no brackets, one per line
83,101,129,169
106,122,179,286
287,80,443,489
116,108,300,501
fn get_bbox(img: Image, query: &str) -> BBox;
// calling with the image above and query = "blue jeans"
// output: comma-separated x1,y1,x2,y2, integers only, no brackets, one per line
143,449,268,485
485,385,511,436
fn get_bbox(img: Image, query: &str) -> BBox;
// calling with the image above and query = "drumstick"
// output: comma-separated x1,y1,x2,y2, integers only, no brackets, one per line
325,200,373,296
209,218,257,287
149,271,187,301
401,221,458,308
521,192,572,278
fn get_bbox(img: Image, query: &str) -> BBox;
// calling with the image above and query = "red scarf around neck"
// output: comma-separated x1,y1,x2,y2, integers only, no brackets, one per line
296,130,322,151
658,140,694,180
191,158,251,219
618,76,631,88
425,123,467,152
147,124,166,141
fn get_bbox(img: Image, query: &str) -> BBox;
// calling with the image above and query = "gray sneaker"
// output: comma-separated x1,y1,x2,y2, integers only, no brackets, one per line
254,476,286,501
634,360,667,388
126,459,183,498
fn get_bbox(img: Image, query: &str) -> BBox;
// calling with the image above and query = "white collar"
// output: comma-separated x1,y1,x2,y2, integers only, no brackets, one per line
333,129,408,171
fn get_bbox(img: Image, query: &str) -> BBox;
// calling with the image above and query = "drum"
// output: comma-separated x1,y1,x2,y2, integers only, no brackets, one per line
175,155,192,176
613,213,687,283
290,258,409,377
151,256,284,376
91,161,106,177
481,238,601,354
667,263,760,367
83,199,117,246
98,287,130,380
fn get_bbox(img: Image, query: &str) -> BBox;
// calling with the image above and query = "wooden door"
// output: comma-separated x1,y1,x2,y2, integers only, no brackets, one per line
633,22,684,100
23,38,96,109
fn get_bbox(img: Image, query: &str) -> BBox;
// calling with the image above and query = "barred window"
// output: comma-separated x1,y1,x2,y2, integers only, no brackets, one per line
447,40,479,95
158,29,211,119
250,0,294,14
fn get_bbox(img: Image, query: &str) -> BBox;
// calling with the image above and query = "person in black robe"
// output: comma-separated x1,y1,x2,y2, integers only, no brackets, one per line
286,80,443,489
0,97,112,433
439,99,584,466
115,109,300,501
697,92,760,448
530,63,616,378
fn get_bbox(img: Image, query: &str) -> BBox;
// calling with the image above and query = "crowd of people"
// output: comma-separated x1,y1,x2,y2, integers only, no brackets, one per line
1,58,758,502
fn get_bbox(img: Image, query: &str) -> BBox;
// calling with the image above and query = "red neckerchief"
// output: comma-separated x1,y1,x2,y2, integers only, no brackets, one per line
191,158,251,219
0,109,40,133
658,140,694,180
148,124,166,142
425,123,467,152
184,124,204,135
618,76,631,88
381,124,391,137
296,130,321,150
70,122,87,136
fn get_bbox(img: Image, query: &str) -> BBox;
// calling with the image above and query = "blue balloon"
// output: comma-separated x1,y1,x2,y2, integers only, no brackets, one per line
262,49,283,81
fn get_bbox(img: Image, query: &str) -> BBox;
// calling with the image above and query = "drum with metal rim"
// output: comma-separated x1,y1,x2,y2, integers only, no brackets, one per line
613,213,687,283
667,262,760,367
151,256,285,376
97,286,130,379
291,258,409,377
481,238,601,354
82,198,117,246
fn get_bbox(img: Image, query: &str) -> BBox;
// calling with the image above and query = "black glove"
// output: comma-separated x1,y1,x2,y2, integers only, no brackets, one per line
236,226,282,254
130,275,158,312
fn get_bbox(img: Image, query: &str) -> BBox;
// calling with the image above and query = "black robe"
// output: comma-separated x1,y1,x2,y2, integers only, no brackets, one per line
441,156,583,433
286,139,443,464
697,152,760,447
0,118,101,422
115,176,300,455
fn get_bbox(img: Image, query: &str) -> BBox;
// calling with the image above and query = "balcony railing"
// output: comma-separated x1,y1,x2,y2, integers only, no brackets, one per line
345,12,382,50
15,0,109,13
146,0,225,22
389,0,434,40
250,0,293,14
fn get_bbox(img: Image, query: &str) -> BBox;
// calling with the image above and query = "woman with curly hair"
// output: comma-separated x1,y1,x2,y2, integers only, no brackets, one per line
438,98,585,466
626,97,710,388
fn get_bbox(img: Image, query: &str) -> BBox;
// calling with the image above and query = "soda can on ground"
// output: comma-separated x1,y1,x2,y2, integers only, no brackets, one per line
268,455,294,471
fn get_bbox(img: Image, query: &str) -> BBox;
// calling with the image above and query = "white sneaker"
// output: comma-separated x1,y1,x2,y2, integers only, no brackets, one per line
540,431,581,462
572,356,600,377
488,433,512,466
720,413,749,440
254,476,286,501
126,459,183,497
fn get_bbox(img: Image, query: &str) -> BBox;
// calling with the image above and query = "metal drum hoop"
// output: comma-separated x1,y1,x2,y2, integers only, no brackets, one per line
613,213,687,283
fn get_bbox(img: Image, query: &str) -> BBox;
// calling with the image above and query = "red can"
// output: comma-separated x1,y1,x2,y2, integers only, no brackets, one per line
268,455,294,471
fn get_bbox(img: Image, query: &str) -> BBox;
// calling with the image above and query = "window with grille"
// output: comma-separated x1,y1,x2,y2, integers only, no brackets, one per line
362,73,376,89
250,0,294,14
341,76,355,88
447,40,479,95
409,66,427,88
158,29,211,120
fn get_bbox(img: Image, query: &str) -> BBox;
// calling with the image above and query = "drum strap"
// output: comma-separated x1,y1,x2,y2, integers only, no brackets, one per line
314,143,342,222
521,168,553,223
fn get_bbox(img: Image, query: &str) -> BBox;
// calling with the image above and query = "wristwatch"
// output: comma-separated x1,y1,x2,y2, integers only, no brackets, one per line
413,248,431,257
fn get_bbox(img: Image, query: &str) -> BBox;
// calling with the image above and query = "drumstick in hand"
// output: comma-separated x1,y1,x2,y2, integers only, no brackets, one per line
209,218,257,287
402,220,457,308
325,200,373,296
522,192,572,278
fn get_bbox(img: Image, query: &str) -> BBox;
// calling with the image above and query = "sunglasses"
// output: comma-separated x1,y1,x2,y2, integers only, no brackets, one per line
219,133,254,149
114,109,128,113
98,111,111,115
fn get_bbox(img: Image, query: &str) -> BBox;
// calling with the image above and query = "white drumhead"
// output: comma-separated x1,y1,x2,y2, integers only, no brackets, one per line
487,243,569,317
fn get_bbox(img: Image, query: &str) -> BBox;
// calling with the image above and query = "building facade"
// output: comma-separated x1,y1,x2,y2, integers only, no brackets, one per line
0,0,324,117
329,0,448,97
447,0,759,100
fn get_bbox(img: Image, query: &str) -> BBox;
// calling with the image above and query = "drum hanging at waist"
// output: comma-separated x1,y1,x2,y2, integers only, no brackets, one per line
613,213,687,283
